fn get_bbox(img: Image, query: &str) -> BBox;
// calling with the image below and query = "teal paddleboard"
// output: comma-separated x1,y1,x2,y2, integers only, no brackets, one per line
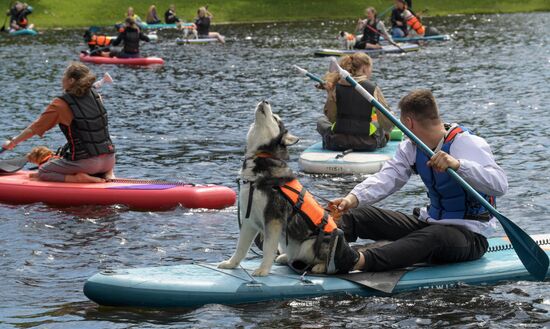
84,234,550,308
299,141,400,174
8,28,37,36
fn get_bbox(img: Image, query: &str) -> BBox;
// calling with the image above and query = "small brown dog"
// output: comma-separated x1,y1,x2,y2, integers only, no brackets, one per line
27,146,56,166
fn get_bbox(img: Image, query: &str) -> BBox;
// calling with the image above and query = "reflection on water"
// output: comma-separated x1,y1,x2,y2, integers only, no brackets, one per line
0,12,549,328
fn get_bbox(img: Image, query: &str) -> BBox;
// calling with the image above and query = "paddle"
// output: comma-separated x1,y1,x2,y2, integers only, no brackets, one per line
378,4,394,19
362,23,406,53
0,155,28,173
329,57,549,281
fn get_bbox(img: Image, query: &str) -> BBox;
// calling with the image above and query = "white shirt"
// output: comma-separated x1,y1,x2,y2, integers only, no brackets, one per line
350,129,508,237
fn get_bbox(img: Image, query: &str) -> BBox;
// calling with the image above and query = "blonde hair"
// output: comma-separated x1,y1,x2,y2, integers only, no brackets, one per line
146,5,157,22
64,62,96,97
198,7,212,18
324,53,373,90
365,7,377,17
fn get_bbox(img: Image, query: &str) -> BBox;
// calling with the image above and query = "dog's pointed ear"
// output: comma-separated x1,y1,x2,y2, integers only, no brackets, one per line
282,132,299,146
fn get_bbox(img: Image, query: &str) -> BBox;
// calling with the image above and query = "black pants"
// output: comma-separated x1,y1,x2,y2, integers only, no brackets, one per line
340,205,489,272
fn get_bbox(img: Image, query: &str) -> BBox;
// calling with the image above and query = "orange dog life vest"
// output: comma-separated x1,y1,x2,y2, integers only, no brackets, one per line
404,11,425,35
278,179,337,234
88,35,111,47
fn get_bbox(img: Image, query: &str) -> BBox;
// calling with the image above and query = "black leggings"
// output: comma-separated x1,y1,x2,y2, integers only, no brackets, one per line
341,205,489,272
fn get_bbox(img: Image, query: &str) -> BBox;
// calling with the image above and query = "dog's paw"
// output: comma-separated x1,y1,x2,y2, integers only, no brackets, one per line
217,260,238,269
275,254,288,264
251,267,270,276
311,263,327,274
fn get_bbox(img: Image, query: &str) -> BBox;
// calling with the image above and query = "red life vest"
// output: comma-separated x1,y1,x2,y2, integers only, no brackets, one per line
278,179,337,234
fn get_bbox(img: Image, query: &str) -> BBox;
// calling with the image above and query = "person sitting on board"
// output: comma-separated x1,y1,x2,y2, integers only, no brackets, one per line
193,7,225,44
2,63,116,183
355,7,393,49
392,0,439,37
146,5,161,25
83,29,111,56
110,18,150,59
7,1,33,32
164,4,181,24
324,89,508,274
316,53,394,152
390,0,409,38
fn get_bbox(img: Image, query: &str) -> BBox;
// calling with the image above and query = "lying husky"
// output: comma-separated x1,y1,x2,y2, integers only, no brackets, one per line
218,101,347,276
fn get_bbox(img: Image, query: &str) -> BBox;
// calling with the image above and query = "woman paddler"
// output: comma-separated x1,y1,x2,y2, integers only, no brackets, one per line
2,62,116,183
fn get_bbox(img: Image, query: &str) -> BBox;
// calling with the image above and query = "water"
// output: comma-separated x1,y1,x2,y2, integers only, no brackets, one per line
0,12,549,328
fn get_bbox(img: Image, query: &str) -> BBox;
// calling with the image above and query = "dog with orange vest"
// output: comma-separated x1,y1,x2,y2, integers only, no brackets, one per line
338,31,357,50
218,101,350,276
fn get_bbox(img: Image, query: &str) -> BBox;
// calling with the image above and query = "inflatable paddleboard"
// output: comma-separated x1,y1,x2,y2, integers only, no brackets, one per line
0,171,235,210
79,53,164,66
299,141,400,174
384,34,451,42
141,23,195,30
314,43,419,57
8,28,38,36
83,234,550,308
175,37,219,45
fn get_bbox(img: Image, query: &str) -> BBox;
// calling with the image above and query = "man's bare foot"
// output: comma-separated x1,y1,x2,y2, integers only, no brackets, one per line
65,172,105,183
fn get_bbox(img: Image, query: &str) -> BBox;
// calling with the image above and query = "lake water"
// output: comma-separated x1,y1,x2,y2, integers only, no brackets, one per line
0,12,548,328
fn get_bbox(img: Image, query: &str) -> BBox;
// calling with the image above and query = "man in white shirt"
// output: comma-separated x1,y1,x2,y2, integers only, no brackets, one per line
325,89,508,274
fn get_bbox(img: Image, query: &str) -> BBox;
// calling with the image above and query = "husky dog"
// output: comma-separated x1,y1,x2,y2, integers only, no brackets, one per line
338,31,356,50
218,101,335,276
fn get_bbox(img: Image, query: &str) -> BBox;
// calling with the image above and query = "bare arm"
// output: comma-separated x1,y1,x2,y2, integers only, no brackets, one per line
2,127,35,150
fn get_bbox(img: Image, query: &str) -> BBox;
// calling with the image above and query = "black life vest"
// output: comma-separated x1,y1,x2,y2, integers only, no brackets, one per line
361,19,380,44
391,8,408,35
333,80,377,136
195,17,210,36
58,90,115,161
120,28,141,53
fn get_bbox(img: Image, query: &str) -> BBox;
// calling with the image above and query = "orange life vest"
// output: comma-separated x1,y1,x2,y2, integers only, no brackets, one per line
278,179,337,234
88,35,111,47
404,11,425,35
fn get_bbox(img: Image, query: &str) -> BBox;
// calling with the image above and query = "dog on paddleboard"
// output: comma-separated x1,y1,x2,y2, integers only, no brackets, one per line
218,101,343,276
338,31,356,50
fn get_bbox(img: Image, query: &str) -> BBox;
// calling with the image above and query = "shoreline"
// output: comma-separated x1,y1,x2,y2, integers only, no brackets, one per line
12,1,550,29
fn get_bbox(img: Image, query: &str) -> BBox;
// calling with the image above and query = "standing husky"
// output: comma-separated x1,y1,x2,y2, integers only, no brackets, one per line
218,101,349,276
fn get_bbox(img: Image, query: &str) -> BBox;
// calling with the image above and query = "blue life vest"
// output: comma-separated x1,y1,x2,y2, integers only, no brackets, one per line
415,125,496,221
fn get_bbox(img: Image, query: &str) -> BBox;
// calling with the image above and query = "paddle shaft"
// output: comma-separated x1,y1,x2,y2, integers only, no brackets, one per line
331,58,549,280
363,23,405,52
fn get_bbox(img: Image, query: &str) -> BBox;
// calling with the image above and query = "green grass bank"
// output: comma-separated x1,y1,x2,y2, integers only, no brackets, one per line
7,0,550,28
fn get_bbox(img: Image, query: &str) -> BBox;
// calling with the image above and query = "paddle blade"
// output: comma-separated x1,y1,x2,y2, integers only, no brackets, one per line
103,72,113,84
0,156,28,174
497,212,549,280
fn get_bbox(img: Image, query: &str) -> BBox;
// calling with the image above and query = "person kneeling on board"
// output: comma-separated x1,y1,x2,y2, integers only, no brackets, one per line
316,53,394,152
355,7,393,49
391,0,439,38
7,1,33,32
2,62,116,183
110,18,150,58
324,89,508,274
